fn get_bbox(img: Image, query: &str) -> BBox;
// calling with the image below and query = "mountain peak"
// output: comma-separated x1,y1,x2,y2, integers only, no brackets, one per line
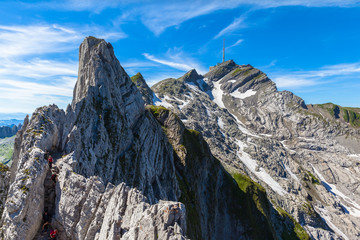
131,72,154,105
72,37,118,106
179,69,202,83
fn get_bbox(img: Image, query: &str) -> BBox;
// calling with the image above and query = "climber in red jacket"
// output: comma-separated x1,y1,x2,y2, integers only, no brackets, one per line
48,155,53,169
50,229,58,239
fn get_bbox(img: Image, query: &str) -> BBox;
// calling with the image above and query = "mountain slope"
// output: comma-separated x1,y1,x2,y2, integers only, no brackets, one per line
0,38,186,240
149,60,360,239
0,38,309,240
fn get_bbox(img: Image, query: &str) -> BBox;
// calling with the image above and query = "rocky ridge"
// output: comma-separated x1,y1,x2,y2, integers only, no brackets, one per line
0,38,186,240
0,38,308,240
149,60,360,239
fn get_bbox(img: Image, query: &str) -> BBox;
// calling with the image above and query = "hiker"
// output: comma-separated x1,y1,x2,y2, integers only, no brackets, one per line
42,210,50,232
50,229,58,239
48,155,53,169
51,173,57,183
42,221,50,232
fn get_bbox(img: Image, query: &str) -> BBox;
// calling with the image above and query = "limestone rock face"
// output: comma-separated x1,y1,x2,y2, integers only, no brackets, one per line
151,61,360,239
54,155,186,240
147,106,308,240
0,164,9,217
1,105,65,240
131,72,154,105
0,37,187,240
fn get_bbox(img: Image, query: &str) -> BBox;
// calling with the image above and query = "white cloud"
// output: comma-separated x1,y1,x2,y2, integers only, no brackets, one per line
0,76,76,113
0,23,126,114
143,49,207,74
26,0,360,36
139,1,244,36
272,62,360,88
0,24,126,59
115,0,360,36
273,77,318,88
226,39,244,49
143,53,195,72
0,58,77,78
215,17,247,39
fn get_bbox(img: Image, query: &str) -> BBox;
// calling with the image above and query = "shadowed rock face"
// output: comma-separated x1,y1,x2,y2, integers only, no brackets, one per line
150,62,360,239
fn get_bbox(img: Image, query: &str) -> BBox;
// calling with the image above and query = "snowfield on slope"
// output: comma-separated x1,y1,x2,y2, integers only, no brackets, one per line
236,140,287,196
230,89,257,99
311,164,360,218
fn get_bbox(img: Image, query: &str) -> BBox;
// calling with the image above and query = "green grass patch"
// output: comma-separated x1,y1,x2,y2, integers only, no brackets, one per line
176,174,202,239
20,185,29,194
0,139,14,165
147,105,169,118
303,171,320,185
231,68,245,76
131,72,143,84
0,163,9,172
276,207,310,240
232,173,266,215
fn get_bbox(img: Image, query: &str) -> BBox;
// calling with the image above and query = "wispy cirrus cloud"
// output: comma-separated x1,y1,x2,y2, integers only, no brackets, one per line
143,48,207,74
47,0,360,36
226,39,244,49
0,76,77,113
0,24,126,58
272,62,360,88
0,23,126,113
0,58,77,78
215,16,247,39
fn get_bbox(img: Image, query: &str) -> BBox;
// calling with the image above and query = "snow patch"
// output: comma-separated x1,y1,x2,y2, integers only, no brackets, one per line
280,140,296,154
196,78,207,91
284,164,299,182
311,164,360,217
228,79,237,83
217,117,224,129
173,96,190,110
205,106,212,117
211,80,225,108
153,93,173,108
315,207,349,240
236,140,287,196
260,133,272,137
229,112,258,137
230,89,257,99
186,82,202,94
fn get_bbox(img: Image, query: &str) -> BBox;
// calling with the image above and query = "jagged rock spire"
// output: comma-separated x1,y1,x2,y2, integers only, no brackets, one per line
131,72,154,105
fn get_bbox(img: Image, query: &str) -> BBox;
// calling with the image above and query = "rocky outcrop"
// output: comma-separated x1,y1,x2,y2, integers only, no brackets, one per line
150,62,360,239
147,105,309,240
131,72,154,105
0,124,21,139
0,37,187,240
0,163,9,217
1,105,65,240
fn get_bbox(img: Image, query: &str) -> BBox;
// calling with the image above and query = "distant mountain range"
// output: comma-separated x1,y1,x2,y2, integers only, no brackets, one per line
0,113,27,120
0,124,21,139
0,119,23,127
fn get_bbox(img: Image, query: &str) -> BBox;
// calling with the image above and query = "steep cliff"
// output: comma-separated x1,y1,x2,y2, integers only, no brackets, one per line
150,60,360,239
0,37,186,240
0,37,309,240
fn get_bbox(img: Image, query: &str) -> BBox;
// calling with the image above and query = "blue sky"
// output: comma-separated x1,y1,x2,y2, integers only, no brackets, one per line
0,0,360,117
